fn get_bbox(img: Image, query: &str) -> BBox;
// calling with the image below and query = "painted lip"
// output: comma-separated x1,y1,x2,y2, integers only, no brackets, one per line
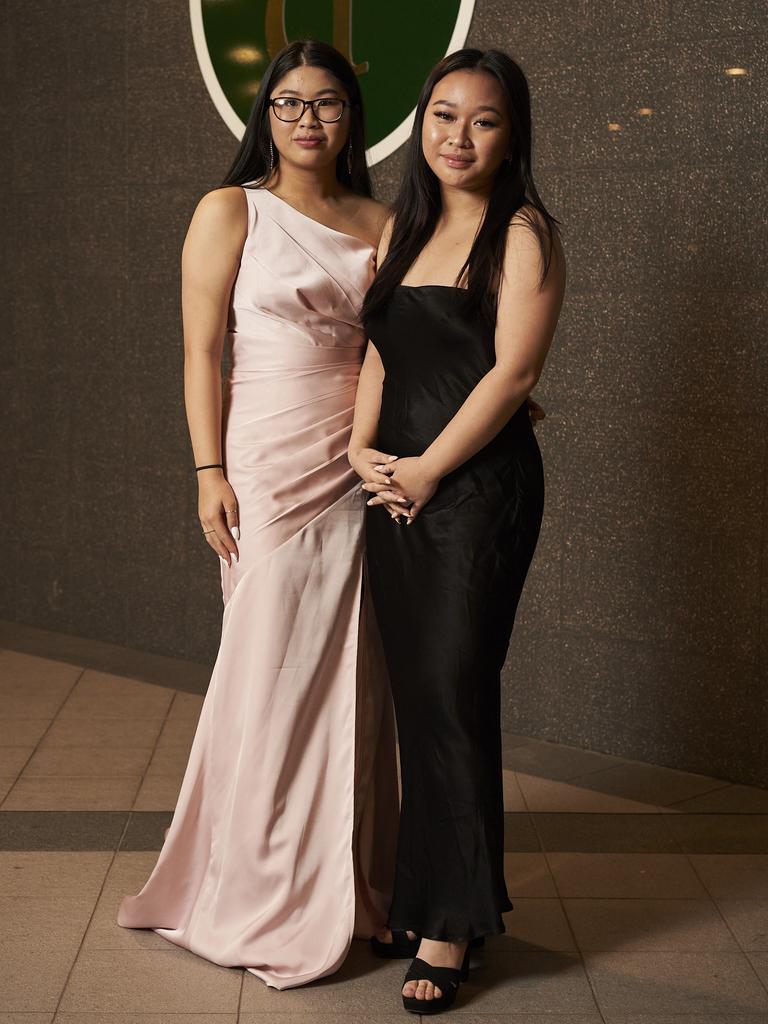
293,136,325,147
440,152,475,167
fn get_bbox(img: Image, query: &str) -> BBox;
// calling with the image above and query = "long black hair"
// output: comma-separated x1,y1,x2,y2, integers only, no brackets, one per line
361,48,561,325
221,40,372,197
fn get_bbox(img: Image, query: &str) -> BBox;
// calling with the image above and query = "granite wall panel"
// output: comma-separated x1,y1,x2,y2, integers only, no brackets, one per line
1,0,764,784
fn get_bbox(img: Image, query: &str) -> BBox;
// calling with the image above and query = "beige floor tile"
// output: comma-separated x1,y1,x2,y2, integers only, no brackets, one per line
56,1016,236,1024
0,851,112,898
22,744,153,778
747,951,768,989
0,651,80,719
564,897,740,951
82,851,170,951
56,1015,236,1024
145,744,191,776
661,783,768,814
0,718,53,746
504,852,559,896
583,950,768,1015
567,760,729,807
166,691,205,721
0,746,35,774
548,853,710,898
58,948,241,1013
451,950,598,1014
503,769,526,810
717,899,768,951
2,774,142,810
241,940,412,1014
0,1013,54,1023
0,649,82,689
490,897,577,951
132,773,182,810
241,1017,415,1024
690,855,768,898
0,940,82,1012
38,716,163,748
0,892,98,945
517,773,659,813
155,716,199,749
57,669,174,720
1,693,72,719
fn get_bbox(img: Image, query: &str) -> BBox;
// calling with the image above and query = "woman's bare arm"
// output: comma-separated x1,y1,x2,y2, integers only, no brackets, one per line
420,211,566,480
347,217,409,514
182,186,247,564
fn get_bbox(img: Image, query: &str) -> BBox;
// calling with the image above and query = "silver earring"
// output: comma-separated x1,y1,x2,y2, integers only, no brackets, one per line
269,138,275,169
346,139,353,175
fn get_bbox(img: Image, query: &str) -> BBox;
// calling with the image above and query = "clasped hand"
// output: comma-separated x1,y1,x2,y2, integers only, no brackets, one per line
348,447,430,524
351,396,547,526
363,456,439,524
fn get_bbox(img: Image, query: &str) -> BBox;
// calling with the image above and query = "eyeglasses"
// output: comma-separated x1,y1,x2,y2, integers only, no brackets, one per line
269,97,349,123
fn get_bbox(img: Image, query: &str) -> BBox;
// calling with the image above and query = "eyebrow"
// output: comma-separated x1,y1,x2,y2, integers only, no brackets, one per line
275,87,341,97
432,99,504,117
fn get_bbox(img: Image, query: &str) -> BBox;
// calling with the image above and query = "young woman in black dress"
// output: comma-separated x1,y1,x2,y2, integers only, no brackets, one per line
348,49,566,1013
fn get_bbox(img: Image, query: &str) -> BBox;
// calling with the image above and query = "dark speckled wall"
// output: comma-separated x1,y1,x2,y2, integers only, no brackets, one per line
1,2,765,784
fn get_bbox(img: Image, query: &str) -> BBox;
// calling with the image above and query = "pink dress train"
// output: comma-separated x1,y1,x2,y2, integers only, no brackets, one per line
117,186,399,989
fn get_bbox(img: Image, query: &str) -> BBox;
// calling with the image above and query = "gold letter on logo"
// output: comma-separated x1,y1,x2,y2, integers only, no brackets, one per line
265,1,368,75
333,0,369,75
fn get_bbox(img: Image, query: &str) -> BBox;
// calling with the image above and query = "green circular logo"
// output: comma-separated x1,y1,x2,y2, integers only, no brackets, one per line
190,0,476,165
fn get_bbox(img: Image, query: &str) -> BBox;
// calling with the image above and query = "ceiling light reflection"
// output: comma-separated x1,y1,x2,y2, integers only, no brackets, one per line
230,46,262,64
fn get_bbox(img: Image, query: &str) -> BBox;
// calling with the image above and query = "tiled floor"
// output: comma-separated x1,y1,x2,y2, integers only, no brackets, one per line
1,642,767,1022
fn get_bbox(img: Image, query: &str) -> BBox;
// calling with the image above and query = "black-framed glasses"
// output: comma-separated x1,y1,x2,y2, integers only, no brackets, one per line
269,97,349,123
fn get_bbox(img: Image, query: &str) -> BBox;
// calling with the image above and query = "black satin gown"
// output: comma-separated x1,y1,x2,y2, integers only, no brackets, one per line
363,284,545,942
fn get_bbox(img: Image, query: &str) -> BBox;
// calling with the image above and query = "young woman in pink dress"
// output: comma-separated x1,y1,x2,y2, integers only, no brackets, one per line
117,40,409,990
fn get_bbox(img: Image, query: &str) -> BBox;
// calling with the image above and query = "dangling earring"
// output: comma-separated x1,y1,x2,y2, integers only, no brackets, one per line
269,138,275,170
346,138,353,175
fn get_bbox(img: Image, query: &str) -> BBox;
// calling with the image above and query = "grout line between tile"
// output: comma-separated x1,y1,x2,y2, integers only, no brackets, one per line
0,663,87,810
127,688,187,815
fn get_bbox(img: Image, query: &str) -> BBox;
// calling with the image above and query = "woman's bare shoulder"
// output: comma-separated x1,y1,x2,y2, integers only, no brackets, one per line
193,185,248,226
348,194,393,245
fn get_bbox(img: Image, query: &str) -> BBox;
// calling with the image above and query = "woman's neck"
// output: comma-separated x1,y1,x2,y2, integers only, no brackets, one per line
437,181,491,229
267,163,343,202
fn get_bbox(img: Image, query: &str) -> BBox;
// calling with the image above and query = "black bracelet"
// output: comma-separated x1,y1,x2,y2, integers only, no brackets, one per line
195,463,223,472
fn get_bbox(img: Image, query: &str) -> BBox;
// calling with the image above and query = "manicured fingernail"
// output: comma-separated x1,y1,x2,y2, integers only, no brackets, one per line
232,551,238,563
220,556,228,568
232,526,240,540
367,499,374,505
406,517,413,524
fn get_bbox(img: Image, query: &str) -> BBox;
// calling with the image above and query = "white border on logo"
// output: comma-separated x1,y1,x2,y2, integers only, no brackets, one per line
189,0,476,166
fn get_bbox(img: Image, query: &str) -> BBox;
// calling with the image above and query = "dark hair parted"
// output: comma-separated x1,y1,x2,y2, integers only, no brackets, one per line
361,48,562,325
221,40,372,197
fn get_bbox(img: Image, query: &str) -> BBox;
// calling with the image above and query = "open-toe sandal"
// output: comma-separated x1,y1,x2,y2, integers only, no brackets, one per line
370,928,420,959
401,945,470,1014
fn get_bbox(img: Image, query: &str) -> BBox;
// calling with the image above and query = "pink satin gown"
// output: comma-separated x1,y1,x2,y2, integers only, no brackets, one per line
117,186,399,989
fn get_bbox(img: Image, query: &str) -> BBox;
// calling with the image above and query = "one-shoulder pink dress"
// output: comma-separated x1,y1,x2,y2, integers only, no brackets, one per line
117,186,399,990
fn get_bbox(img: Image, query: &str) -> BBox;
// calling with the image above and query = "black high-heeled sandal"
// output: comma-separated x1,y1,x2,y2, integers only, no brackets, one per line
401,944,471,1015
370,929,485,960
370,928,419,959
